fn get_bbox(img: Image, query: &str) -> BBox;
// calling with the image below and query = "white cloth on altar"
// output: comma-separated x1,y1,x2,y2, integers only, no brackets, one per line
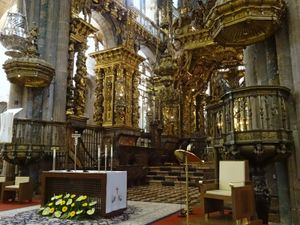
106,171,127,213
0,108,22,143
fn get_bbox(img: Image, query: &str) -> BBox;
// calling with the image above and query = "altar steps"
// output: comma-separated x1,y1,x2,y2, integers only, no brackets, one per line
127,183,200,206
145,164,215,187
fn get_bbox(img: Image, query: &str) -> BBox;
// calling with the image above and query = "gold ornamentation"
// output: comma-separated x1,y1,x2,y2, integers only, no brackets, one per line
207,86,292,161
73,42,88,117
71,0,93,23
93,68,104,125
206,0,286,46
66,41,76,116
90,46,144,128
3,57,55,87
132,70,140,129
70,17,97,44
92,0,166,50
66,17,97,117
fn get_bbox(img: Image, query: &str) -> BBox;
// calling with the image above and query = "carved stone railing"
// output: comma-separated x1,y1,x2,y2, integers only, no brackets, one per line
206,86,292,163
130,6,166,42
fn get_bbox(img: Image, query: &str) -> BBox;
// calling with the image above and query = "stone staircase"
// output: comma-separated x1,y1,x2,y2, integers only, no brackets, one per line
146,163,215,187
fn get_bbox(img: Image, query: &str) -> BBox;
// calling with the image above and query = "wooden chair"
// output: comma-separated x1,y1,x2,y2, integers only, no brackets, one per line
0,176,6,199
247,219,263,225
1,176,33,202
199,160,256,224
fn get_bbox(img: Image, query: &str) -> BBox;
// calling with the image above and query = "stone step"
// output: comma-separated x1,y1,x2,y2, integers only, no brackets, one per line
148,165,213,170
146,175,202,181
148,168,214,174
146,164,215,188
148,179,199,187
147,170,206,177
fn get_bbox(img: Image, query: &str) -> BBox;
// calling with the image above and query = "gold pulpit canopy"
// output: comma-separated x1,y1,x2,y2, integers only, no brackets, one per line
206,0,286,46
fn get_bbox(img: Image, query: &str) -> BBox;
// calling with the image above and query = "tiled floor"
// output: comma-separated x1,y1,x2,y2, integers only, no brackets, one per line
127,184,200,206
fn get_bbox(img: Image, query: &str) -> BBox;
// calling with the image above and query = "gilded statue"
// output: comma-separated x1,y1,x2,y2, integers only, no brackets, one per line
73,0,92,23
191,1,206,29
26,24,39,57
82,0,92,23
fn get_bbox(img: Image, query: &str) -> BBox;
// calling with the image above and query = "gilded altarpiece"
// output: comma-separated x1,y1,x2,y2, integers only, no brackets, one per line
195,94,207,136
158,86,180,137
90,47,144,128
181,93,196,137
66,17,97,117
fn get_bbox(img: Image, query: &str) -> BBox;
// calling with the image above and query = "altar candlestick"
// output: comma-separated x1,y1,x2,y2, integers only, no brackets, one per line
153,100,156,119
52,148,56,170
104,145,107,171
71,131,81,171
110,145,113,171
97,145,101,171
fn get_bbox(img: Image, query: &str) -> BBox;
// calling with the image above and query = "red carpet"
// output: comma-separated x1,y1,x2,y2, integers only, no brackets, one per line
151,207,203,225
0,198,40,211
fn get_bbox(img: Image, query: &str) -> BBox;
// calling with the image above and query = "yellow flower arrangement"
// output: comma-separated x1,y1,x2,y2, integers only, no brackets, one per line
69,211,76,217
39,193,97,220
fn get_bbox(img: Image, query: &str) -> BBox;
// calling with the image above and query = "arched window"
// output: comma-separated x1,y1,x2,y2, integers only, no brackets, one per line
138,50,154,132
132,0,157,24
173,0,179,8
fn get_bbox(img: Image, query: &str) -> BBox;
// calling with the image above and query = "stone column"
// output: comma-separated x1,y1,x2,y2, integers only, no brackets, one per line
244,42,268,86
285,0,300,223
275,22,296,225
51,0,70,121
244,36,287,225
21,0,70,122
244,45,258,86
275,161,292,225
8,84,23,114
265,37,279,85
275,19,294,89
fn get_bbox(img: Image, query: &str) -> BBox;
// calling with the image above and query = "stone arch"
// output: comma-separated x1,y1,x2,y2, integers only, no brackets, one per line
84,12,120,124
92,13,117,48
139,45,156,67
